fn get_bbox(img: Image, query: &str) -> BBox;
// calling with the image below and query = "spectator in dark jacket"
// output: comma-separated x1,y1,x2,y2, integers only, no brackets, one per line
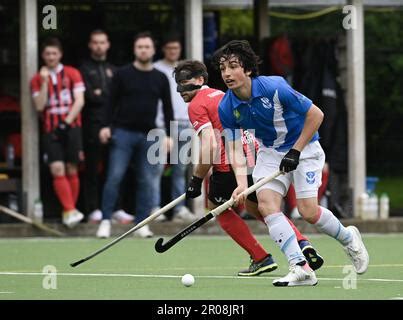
80,30,134,225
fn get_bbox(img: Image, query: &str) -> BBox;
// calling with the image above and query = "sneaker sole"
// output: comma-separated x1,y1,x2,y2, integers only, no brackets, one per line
96,234,110,239
111,218,133,225
64,222,80,229
273,279,318,287
238,263,278,277
302,246,324,271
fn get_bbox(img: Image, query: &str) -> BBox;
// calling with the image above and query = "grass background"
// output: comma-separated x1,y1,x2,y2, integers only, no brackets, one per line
0,234,402,300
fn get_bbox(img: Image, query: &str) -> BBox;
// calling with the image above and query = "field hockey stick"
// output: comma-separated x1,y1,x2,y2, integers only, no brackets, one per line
70,193,186,267
0,205,65,237
154,170,282,253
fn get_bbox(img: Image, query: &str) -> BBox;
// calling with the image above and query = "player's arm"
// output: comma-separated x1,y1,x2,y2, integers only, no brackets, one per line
278,79,323,172
160,73,174,152
226,138,248,205
193,126,218,179
99,69,120,144
292,104,323,152
32,67,50,112
186,100,217,199
218,102,247,205
60,69,85,125
186,125,219,199
161,74,174,135
52,89,84,141
80,64,102,104
64,90,85,125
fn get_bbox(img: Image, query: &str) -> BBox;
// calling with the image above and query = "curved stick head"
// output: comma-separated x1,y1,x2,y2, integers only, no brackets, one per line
154,238,167,253
70,259,85,267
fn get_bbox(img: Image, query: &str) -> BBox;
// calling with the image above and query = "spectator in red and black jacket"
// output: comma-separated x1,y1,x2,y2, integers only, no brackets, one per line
30,37,85,228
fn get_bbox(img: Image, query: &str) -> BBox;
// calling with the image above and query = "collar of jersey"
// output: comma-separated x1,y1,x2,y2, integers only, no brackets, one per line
194,85,210,99
49,63,64,75
229,77,262,109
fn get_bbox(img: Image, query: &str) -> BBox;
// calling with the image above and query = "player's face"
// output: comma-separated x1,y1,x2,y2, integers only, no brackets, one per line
89,34,110,58
178,78,202,103
134,37,155,64
219,56,250,91
41,46,62,69
163,41,181,63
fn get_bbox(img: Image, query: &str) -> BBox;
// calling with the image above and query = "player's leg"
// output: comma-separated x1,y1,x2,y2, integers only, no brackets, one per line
63,162,84,228
209,171,277,276
286,184,301,218
170,122,194,221
132,133,161,237
62,127,85,227
82,118,102,220
318,162,329,201
65,127,84,205
294,141,369,274
253,146,317,286
145,128,165,220
247,174,308,241
50,161,75,212
245,193,324,270
66,163,79,204
97,128,135,238
44,133,82,228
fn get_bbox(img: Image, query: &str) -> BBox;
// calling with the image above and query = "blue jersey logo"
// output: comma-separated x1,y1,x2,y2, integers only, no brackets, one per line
260,97,273,109
306,171,316,184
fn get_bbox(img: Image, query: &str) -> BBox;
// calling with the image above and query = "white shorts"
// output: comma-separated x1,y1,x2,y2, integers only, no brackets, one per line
252,141,326,199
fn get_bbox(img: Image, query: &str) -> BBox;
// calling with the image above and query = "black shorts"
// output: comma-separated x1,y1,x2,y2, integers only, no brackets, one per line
42,127,83,164
208,171,258,206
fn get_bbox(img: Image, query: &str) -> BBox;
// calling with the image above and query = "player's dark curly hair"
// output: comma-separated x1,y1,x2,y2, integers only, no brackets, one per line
212,40,261,77
174,60,208,84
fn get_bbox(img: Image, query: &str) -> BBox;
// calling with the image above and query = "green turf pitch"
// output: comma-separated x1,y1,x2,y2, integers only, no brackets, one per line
0,234,402,300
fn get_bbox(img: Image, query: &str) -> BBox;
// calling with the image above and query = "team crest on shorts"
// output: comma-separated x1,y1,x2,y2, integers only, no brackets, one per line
306,171,315,184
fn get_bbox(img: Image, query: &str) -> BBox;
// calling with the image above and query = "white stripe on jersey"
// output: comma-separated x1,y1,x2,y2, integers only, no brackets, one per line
272,90,288,149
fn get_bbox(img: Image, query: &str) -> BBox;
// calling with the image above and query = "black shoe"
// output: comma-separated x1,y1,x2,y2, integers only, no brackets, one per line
238,254,278,276
299,240,324,271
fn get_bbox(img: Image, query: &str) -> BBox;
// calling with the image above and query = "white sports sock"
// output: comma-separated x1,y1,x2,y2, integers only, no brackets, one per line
315,206,352,246
264,212,305,265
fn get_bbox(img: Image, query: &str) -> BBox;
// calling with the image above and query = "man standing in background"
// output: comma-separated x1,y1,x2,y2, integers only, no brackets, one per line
154,35,196,222
80,30,134,224
30,37,85,228
96,32,173,238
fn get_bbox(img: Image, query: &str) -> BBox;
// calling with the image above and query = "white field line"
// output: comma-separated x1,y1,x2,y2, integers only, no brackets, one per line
83,263,403,271
2,263,403,274
0,233,403,243
116,263,403,271
0,272,402,283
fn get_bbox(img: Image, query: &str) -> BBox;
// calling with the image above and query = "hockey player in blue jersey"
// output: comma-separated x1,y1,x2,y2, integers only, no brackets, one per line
214,40,369,287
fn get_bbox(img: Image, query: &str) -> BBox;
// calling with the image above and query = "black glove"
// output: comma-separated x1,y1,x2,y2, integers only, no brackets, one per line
52,121,71,142
279,148,300,173
186,176,203,199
